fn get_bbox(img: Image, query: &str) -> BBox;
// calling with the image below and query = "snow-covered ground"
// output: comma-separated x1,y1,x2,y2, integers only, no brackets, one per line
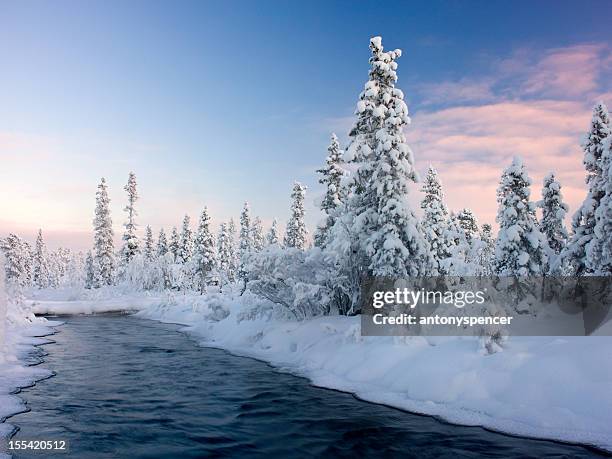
0,318,57,459
21,286,612,453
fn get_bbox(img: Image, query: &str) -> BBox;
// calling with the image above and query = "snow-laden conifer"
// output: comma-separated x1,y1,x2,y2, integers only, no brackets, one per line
120,172,139,265
494,157,548,275
238,203,253,283
587,137,612,274
284,182,308,250
177,215,193,264
193,207,216,292
315,133,344,247
157,228,168,257
266,219,279,245
32,229,49,288
217,222,234,285
84,250,97,289
252,216,265,252
538,173,568,255
143,225,155,261
169,226,180,260
93,178,115,286
420,167,455,274
561,103,611,274
456,208,479,244
364,37,431,276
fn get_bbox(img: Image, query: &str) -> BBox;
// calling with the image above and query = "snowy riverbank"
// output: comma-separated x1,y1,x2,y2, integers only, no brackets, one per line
20,288,612,453
0,317,57,459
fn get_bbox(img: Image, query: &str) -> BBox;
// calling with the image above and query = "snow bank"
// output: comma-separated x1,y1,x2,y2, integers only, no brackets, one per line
135,291,612,453
0,321,57,458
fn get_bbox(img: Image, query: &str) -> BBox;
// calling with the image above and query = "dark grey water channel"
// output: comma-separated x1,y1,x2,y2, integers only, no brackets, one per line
8,315,608,458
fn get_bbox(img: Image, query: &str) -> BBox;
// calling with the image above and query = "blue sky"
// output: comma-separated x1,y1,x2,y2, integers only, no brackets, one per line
1,0,611,249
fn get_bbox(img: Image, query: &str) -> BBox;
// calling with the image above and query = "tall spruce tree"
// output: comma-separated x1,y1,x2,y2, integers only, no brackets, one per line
238,202,253,282
364,37,431,276
494,157,548,275
315,133,345,247
121,172,139,265
538,173,569,256
284,182,308,250
217,222,232,285
587,137,612,274
93,178,115,286
561,103,611,274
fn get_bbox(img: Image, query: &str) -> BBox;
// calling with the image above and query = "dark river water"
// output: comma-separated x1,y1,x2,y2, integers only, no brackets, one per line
8,315,608,458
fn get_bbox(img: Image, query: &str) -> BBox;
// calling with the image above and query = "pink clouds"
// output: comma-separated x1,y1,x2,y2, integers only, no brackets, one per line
520,45,609,98
401,42,612,229
407,100,592,226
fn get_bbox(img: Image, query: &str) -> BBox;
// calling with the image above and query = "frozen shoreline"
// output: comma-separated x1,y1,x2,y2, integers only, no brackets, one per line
0,320,58,459
17,289,612,453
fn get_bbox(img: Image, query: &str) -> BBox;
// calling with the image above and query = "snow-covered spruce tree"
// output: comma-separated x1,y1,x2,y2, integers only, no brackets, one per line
143,225,155,261
193,207,216,293
93,178,115,286
169,226,180,260
538,172,568,256
32,229,49,289
314,133,345,248
364,38,431,277
251,217,265,252
284,182,308,250
457,208,479,244
84,250,97,289
217,222,231,285
177,215,193,264
420,167,455,275
227,219,238,282
476,223,495,275
266,218,279,245
120,172,140,266
238,202,253,285
157,228,168,257
561,103,611,274
587,137,612,274
0,234,30,288
494,157,548,276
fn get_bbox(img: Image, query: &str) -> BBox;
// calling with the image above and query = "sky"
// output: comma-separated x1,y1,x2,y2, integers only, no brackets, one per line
0,0,611,250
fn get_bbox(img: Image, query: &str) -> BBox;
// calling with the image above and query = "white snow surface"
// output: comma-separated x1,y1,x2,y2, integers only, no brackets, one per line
13,287,612,453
